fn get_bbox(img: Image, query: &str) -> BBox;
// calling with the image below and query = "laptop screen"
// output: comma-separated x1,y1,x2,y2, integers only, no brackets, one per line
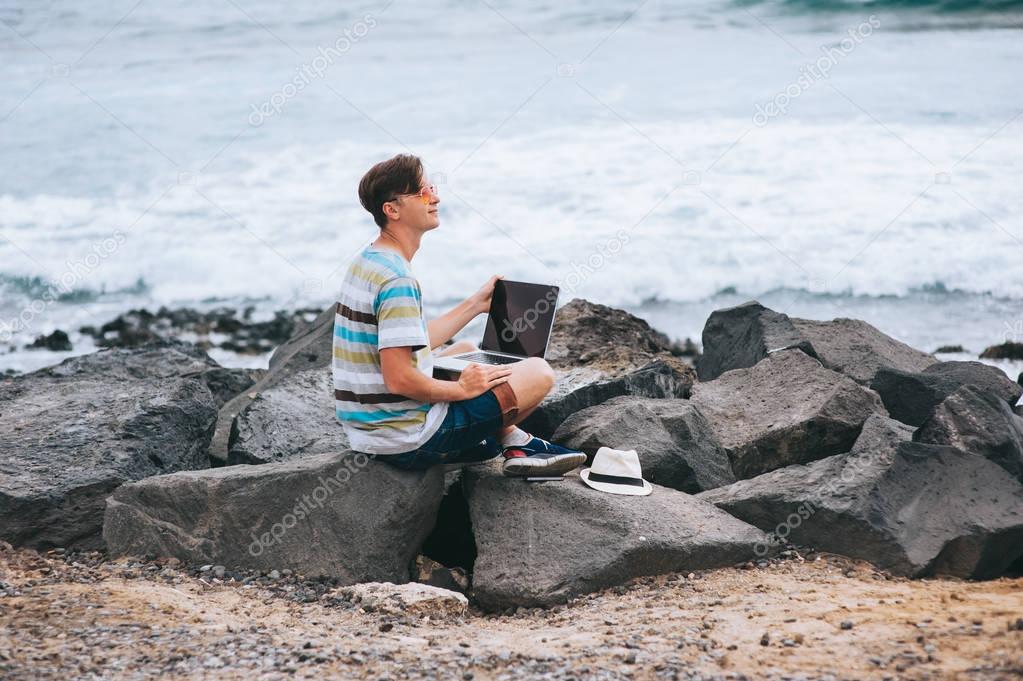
481,280,560,358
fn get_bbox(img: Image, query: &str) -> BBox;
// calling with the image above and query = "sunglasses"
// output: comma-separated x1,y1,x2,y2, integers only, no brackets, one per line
390,184,439,205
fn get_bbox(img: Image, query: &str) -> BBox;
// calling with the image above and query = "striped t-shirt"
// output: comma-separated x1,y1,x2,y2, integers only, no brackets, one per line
332,245,449,455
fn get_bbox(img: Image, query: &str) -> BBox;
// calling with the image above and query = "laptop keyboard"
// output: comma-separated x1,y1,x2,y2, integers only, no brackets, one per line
458,352,521,365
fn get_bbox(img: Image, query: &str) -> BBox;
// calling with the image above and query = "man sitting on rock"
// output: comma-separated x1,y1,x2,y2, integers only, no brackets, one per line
333,153,587,477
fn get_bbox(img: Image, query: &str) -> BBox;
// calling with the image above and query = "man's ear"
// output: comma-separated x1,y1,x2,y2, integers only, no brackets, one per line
382,201,399,222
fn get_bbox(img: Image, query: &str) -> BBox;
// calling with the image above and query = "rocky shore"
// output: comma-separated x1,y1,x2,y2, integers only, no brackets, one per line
2,297,1023,678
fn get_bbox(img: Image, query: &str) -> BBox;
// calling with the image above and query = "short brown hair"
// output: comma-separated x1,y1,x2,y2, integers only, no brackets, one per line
358,154,424,228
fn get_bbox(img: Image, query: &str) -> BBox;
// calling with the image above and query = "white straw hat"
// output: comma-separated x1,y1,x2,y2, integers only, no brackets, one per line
579,447,652,496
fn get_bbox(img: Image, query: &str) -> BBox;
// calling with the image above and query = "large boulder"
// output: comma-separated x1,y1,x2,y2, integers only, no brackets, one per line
545,298,679,370
695,301,815,381
915,385,1023,483
210,305,346,464
689,349,884,479
462,463,769,610
696,301,936,385
870,361,1023,427
104,450,443,583
698,414,1023,578
552,396,734,493
0,342,219,550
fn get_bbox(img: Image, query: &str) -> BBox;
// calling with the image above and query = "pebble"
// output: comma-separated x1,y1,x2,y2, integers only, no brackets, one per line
840,620,854,630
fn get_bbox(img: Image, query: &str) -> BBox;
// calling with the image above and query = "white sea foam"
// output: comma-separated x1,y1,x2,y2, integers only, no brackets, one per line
1,0,1022,370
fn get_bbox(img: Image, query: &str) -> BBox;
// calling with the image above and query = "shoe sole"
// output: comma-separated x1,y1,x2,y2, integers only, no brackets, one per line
502,452,588,478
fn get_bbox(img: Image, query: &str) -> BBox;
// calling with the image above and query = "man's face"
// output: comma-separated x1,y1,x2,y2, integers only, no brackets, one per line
390,176,440,232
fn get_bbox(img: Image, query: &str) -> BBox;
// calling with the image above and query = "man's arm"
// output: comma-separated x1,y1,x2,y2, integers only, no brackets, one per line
380,346,511,403
426,274,503,350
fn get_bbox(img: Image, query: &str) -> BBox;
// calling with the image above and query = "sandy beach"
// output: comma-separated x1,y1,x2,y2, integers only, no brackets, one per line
3,543,1021,680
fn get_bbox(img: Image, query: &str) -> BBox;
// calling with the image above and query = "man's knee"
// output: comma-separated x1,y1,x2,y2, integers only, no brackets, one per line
523,356,555,393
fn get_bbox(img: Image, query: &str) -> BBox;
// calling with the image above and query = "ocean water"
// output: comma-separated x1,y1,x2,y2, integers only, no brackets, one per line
2,0,1022,374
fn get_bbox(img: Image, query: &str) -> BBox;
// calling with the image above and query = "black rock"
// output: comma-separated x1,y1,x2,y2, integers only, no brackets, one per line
699,414,1023,578
0,341,219,549
696,300,936,385
27,329,72,352
871,361,1023,427
690,349,884,479
980,342,1023,360
696,301,814,382
915,385,1023,483
552,396,734,493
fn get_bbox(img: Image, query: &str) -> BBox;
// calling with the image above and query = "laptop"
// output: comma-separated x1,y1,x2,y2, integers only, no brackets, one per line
434,279,560,373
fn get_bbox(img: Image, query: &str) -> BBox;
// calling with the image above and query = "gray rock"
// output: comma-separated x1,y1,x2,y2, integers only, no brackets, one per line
104,450,443,583
690,349,884,479
522,359,695,440
545,298,679,370
210,305,340,464
915,385,1023,483
790,317,937,385
695,300,936,385
699,414,1023,578
463,463,769,609
552,396,734,493
696,301,815,381
227,367,346,465
0,341,219,550
870,361,1023,427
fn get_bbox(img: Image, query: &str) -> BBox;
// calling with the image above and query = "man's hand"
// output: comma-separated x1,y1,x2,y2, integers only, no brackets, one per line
457,363,512,400
469,274,504,316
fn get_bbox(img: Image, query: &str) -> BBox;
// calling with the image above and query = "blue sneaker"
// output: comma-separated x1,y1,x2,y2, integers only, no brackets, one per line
501,436,588,477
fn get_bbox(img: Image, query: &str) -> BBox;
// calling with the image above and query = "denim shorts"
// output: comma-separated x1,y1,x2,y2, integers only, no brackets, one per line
375,382,519,471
